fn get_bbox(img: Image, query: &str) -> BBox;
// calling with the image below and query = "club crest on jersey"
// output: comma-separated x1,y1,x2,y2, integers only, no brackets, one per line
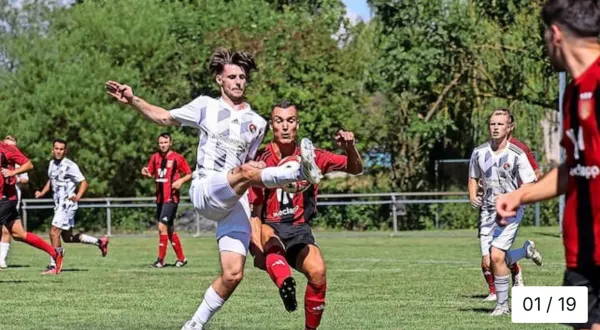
502,162,511,171
167,160,173,168
249,124,256,133
579,100,592,120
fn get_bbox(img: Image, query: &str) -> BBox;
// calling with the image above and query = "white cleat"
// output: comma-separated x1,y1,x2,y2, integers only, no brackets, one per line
490,303,510,316
299,138,323,185
483,293,497,302
524,240,543,266
0,261,6,269
181,320,203,330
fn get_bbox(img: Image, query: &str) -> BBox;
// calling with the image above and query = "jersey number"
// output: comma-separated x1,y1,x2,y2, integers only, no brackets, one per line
566,127,585,160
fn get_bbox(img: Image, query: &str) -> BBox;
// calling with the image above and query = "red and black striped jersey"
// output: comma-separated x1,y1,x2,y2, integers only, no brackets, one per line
249,142,348,225
561,55,600,268
146,151,191,204
0,143,29,201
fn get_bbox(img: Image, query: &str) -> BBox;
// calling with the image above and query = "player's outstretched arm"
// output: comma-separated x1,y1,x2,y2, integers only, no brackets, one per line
35,180,51,198
1,160,33,178
335,130,363,175
105,80,180,127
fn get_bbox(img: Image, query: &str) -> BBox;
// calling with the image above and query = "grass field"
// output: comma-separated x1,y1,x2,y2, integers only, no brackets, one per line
0,227,568,330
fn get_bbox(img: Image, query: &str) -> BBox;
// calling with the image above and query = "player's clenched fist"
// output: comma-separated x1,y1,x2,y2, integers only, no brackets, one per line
496,191,521,219
105,80,134,104
335,130,355,149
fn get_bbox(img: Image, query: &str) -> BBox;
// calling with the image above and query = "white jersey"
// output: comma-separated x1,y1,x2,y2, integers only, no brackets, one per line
47,158,85,209
14,164,28,204
169,96,267,178
469,142,536,233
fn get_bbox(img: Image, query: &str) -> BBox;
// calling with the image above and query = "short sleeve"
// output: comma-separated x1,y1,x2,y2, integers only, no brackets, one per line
68,163,86,183
146,154,156,175
469,151,481,179
315,150,348,174
169,96,209,128
7,146,29,166
179,154,192,174
517,153,536,184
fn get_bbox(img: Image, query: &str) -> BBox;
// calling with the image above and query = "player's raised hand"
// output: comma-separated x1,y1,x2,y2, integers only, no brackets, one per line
335,130,355,149
496,192,520,219
105,80,134,104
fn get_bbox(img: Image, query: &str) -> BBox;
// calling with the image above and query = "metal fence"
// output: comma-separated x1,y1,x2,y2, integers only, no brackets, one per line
21,192,544,235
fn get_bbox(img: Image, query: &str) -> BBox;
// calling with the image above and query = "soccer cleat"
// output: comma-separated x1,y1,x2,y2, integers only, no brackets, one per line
41,266,57,275
0,261,7,269
279,277,298,312
524,240,542,266
483,293,497,302
98,236,109,257
180,320,203,330
512,265,524,287
175,259,188,268
150,259,164,268
489,303,510,316
299,138,323,185
53,247,64,274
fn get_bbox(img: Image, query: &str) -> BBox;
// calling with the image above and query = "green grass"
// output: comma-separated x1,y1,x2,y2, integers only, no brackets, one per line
0,227,567,330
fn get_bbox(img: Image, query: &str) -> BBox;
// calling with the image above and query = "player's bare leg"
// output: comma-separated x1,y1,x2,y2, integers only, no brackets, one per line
183,251,245,330
261,224,297,312
481,256,496,301
227,138,323,196
0,225,11,269
296,245,327,330
490,247,511,315
4,219,63,273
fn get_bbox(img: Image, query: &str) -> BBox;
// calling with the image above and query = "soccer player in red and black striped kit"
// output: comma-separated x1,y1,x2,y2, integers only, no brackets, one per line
142,132,192,268
497,0,600,328
249,101,363,330
0,141,64,273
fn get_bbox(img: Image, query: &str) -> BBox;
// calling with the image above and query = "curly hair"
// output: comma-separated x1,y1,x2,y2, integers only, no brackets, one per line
209,48,257,79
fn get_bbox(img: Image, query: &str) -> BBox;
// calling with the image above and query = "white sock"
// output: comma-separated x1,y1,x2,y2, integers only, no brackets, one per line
494,274,510,306
260,165,303,189
191,285,226,326
50,255,56,267
0,242,10,263
506,248,527,265
80,234,99,245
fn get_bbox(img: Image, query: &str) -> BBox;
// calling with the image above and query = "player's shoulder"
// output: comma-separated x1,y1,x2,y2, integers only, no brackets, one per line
247,108,268,128
63,158,80,168
314,147,338,157
0,142,21,155
507,142,526,156
509,137,532,152
254,146,273,161
472,142,490,153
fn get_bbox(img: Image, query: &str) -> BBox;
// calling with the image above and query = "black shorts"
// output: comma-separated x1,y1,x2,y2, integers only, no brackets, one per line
266,222,316,268
563,266,600,329
156,203,178,226
0,199,20,226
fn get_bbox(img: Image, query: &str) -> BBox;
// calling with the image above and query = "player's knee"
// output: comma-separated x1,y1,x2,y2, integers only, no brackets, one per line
11,231,25,240
490,248,505,265
306,264,326,284
222,267,244,287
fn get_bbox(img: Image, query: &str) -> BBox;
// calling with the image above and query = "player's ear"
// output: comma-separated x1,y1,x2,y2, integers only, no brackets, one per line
215,74,223,86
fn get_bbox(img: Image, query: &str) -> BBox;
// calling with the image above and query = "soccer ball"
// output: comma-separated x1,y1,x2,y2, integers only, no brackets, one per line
279,155,310,193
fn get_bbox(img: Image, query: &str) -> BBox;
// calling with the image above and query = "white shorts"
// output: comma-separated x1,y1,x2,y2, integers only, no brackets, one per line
490,207,525,252
480,234,493,256
51,206,76,231
189,172,251,255
217,231,250,257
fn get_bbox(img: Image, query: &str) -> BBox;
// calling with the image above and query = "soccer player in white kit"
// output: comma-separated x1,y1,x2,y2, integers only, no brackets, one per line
105,48,323,330
468,108,543,316
0,135,29,269
35,139,109,274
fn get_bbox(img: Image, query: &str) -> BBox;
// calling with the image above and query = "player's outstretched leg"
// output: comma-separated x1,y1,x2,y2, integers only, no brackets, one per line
61,228,109,257
227,138,323,196
506,240,542,266
168,226,187,267
0,225,11,269
297,245,327,330
6,219,63,274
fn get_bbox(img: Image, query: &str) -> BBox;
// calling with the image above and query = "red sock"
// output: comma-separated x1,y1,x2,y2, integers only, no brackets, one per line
23,232,56,257
305,282,326,330
482,268,496,294
265,246,292,288
510,263,521,275
158,234,168,262
169,232,185,261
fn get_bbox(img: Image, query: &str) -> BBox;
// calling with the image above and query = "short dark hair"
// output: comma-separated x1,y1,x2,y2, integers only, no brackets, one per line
53,138,68,148
158,132,171,140
542,0,600,39
272,100,297,111
209,48,257,79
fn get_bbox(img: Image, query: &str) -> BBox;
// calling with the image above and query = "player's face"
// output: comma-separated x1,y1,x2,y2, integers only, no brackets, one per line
52,142,67,160
488,114,511,140
217,64,246,102
271,106,298,145
544,25,567,71
157,136,172,153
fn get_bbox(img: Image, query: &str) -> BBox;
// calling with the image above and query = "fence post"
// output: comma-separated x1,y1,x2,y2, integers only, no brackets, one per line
106,199,112,237
435,204,440,229
22,201,27,231
535,202,541,227
391,194,398,235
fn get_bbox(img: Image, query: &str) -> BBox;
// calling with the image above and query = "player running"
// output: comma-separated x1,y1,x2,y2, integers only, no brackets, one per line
468,108,543,315
0,135,30,269
0,139,63,273
472,132,543,301
497,1,600,328
141,132,192,268
105,48,323,330
248,101,363,330
35,139,109,274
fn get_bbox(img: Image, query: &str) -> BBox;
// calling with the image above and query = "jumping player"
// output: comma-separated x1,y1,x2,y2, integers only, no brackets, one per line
105,48,323,330
468,108,543,315
142,132,192,268
35,139,109,274
0,135,30,269
497,1,600,328
0,139,63,273
248,101,363,330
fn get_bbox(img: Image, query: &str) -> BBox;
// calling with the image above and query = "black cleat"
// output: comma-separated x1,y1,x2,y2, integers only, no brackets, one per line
279,277,298,312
